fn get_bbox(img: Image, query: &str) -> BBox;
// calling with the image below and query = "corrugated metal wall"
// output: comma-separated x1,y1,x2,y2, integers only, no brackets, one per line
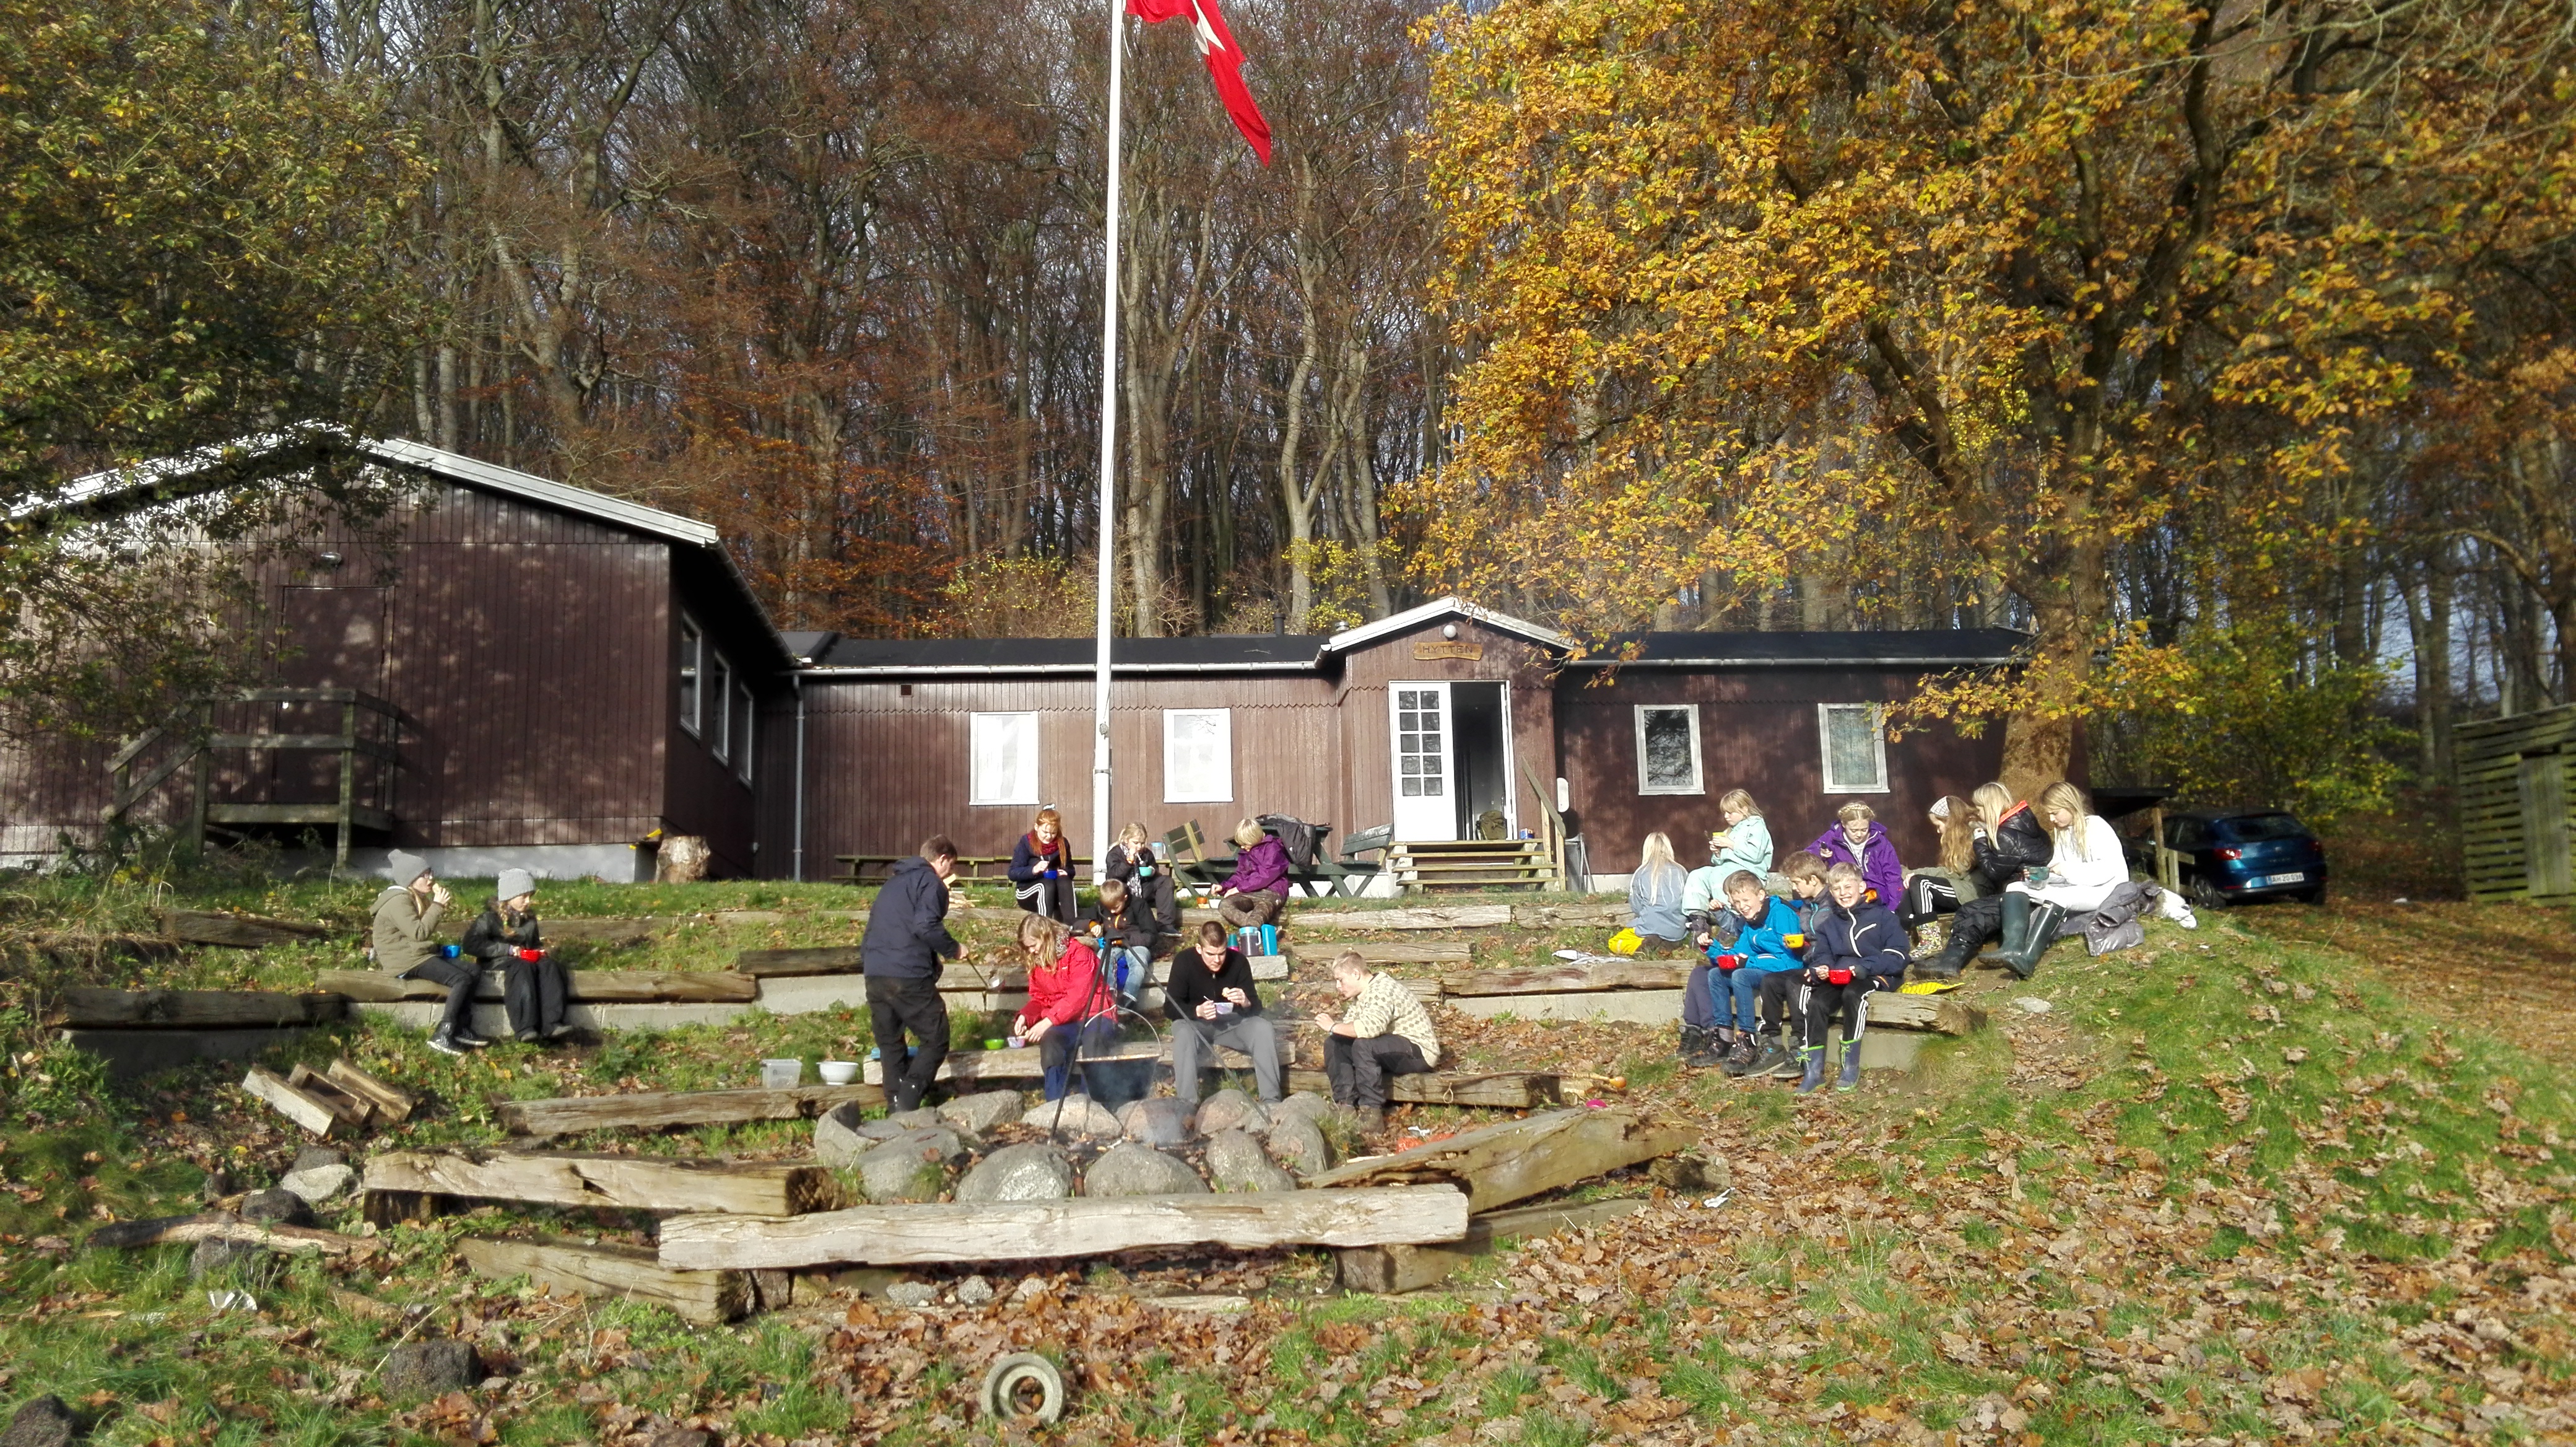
786,675,1351,870
1,482,704,859
1337,620,1563,836
1556,668,2008,872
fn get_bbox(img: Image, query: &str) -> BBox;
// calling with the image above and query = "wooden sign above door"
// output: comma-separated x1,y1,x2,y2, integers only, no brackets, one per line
1414,639,1484,662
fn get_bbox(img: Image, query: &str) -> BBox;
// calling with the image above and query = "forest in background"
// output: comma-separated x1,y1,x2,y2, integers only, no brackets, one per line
4,0,2572,817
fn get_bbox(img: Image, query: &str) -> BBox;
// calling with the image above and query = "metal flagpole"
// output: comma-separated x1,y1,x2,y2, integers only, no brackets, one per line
1090,0,1125,885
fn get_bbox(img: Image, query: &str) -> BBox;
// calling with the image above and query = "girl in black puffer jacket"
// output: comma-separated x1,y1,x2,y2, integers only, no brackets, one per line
463,867,568,1043
1917,782,2055,980
1969,782,2054,893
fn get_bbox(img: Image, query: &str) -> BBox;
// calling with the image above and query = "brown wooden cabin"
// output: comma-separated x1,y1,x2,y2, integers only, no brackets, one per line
768,599,2027,883
0,438,789,880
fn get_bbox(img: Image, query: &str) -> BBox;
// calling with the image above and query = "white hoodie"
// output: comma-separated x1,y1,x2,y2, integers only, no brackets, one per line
2016,814,2129,912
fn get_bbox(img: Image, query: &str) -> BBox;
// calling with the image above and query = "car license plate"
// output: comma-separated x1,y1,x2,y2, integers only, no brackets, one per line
2257,872,2307,887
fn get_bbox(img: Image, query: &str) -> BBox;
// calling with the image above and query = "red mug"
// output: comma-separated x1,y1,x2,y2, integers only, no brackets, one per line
1827,966,1853,986
1715,953,1743,971
516,947,544,963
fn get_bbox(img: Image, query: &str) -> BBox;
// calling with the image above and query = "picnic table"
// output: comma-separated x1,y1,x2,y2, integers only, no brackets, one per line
835,854,1089,884
1164,819,1391,901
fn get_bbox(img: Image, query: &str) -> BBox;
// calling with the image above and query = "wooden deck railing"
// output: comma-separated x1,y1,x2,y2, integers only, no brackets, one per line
105,688,411,867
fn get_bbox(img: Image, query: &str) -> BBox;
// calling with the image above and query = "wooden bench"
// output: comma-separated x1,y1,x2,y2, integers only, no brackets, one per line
835,854,1085,885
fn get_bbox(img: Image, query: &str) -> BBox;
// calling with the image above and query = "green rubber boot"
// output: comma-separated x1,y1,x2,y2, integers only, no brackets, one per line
1997,889,2030,959
1995,901,2068,980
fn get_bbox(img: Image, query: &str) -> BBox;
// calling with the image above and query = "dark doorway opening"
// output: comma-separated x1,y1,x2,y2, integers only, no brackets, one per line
1450,682,1510,839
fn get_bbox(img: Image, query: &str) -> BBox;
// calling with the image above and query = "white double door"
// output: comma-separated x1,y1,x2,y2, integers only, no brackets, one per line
1390,681,1511,842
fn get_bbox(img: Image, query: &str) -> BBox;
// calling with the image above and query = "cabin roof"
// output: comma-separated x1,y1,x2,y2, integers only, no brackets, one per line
44,430,793,672
1560,629,2029,668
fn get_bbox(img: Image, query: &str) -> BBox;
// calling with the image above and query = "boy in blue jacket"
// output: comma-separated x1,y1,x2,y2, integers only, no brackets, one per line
1797,862,1911,1093
1746,852,1830,1079
1695,871,1804,1077
1680,868,1794,1067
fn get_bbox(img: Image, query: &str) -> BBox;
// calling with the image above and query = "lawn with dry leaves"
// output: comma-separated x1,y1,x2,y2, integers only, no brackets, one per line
0,872,2569,1446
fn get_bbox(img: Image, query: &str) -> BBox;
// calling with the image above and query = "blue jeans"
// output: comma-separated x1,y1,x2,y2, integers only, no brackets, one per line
1687,964,1760,1033
1104,946,1152,998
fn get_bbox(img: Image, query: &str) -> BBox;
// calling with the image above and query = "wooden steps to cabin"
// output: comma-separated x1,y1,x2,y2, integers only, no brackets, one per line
1386,839,1560,894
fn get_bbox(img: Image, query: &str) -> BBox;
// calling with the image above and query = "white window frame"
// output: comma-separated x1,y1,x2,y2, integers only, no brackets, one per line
1633,704,1704,796
677,614,703,737
1817,702,1891,793
731,678,755,783
708,654,734,763
1161,708,1235,804
970,711,1042,807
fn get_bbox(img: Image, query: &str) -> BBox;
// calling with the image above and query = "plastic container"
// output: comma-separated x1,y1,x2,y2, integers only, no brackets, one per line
759,1058,803,1089
817,1060,858,1086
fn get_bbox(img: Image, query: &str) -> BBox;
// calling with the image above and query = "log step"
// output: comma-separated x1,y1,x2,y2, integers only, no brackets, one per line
45,989,346,1030
459,1237,748,1325
158,910,334,948
1339,1196,1651,1293
317,969,759,1004
497,1083,886,1139
362,1150,838,1215
656,1185,1471,1270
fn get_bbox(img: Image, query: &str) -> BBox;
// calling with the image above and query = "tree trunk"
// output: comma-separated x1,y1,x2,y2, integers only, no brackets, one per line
1999,545,2102,798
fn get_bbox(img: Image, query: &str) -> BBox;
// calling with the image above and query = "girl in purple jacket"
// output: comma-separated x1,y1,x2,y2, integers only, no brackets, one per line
1806,802,1904,909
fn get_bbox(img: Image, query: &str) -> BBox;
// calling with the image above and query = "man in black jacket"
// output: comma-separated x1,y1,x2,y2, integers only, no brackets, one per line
861,836,962,1112
1164,920,1281,1106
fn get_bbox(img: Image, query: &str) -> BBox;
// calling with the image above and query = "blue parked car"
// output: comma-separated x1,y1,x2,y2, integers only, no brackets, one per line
2147,809,2330,909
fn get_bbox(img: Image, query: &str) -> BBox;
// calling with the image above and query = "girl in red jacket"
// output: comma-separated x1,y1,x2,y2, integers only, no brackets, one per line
1012,914,1120,1102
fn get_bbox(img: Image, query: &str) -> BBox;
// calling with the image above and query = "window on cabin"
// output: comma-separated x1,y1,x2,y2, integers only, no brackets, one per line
971,712,1040,806
731,678,755,782
1634,705,1703,795
1818,703,1889,793
1162,709,1233,803
677,616,703,735
710,654,733,763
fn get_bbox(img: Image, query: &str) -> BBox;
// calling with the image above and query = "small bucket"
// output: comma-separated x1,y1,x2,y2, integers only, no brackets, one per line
759,1058,803,1089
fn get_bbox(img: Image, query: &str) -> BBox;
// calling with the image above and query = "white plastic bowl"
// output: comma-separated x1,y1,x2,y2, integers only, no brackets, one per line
817,1060,859,1086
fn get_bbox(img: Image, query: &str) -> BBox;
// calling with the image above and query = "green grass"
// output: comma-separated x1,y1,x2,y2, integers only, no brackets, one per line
1,865,2569,1445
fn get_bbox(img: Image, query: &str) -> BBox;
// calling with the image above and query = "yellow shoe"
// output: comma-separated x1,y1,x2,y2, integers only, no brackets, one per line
1900,978,1962,995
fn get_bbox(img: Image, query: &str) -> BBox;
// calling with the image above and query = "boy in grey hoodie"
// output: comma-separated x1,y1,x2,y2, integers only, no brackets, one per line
373,850,482,1054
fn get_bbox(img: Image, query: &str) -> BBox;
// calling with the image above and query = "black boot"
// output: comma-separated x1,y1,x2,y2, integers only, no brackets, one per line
1917,926,1977,981
1994,901,2067,979
1677,1025,1718,1068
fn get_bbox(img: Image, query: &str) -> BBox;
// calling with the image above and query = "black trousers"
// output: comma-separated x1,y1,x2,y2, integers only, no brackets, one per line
1802,977,1884,1048
1128,870,1180,935
1755,969,1806,1039
503,955,569,1038
1325,1033,1432,1109
866,974,950,1111
401,957,479,1038
1948,893,2006,954
1016,876,1079,924
1902,872,1960,929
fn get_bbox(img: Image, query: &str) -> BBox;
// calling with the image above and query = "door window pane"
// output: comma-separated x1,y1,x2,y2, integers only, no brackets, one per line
1396,689,1443,798
1634,706,1702,795
971,712,1040,806
1162,709,1234,803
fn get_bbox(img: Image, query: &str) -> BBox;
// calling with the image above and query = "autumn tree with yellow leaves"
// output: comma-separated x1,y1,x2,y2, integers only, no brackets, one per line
1407,0,2576,787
